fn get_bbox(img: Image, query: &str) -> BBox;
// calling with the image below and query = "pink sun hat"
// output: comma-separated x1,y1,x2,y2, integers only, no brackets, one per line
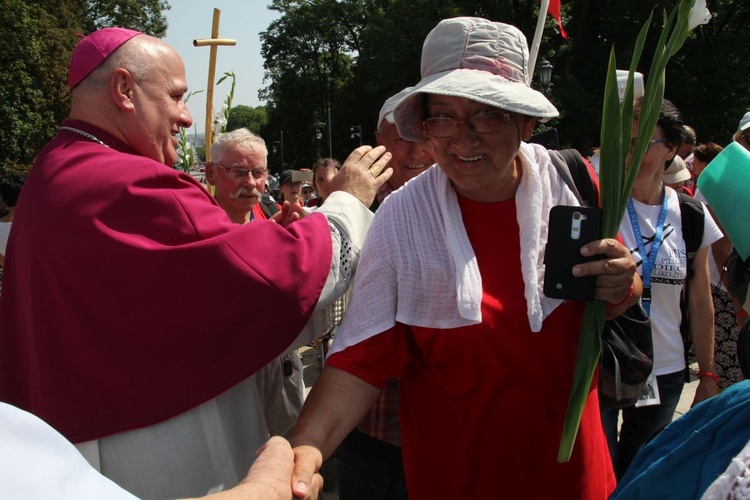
68,27,142,90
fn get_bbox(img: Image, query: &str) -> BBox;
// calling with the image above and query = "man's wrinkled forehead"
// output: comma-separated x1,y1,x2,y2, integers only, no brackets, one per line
377,120,402,145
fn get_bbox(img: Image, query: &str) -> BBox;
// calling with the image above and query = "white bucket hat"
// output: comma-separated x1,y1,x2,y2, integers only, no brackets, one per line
393,17,559,142
738,112,750,133
377,87,414,128
663,155,691,184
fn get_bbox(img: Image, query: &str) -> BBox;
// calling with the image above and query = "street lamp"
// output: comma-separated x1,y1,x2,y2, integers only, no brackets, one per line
272,131,285,169
537,59,554,93
315,123,325,141
315,119,333,158
350,125,362,146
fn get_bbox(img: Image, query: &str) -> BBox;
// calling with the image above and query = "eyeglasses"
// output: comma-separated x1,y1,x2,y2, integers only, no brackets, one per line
628,138,669,156
424,111,511,138
212,164,268,180
282,181,303,188
740,134,750,145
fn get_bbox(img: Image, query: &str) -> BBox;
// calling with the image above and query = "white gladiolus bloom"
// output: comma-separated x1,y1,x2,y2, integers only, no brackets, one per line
688,0,711,29
213,114,227,128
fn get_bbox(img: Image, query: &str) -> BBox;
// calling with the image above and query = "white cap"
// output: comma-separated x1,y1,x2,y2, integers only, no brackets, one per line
377,87,413,128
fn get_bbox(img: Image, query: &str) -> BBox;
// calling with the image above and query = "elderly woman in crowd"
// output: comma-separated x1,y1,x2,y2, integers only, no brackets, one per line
290,17,640,499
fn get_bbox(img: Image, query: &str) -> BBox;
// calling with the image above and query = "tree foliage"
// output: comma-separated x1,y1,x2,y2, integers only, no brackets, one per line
0,0,170,172
84,0,170,36
259,0,750,168
261,0,361,168
226,105,268,134
0,1,77,170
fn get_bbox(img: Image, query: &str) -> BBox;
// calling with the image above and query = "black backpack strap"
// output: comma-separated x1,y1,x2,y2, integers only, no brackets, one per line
259,193,280,219
676,191,705,380
547,149,599,207
677,192,704,281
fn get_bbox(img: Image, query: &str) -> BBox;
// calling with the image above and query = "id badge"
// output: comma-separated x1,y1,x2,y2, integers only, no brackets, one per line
635,370,661,407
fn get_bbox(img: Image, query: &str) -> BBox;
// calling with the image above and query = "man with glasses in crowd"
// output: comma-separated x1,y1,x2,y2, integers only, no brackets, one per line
206,128,307,439
337,87,434,500
206,128,273,222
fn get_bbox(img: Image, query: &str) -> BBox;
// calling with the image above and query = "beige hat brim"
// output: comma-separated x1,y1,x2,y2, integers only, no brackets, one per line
663,169,692,184
393,67,559,142
663,159,692,184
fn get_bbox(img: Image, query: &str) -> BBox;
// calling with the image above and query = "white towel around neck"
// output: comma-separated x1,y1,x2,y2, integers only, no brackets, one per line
329,142,583,356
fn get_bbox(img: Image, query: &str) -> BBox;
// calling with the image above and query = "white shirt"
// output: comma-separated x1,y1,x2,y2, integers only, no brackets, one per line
0,221,11,256
618,188,722,375
0,403,137,499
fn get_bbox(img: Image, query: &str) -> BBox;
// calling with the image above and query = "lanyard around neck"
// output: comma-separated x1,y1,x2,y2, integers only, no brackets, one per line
627,191,669,316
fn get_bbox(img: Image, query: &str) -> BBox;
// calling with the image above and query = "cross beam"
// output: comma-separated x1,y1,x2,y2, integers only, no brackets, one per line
193,8,236,162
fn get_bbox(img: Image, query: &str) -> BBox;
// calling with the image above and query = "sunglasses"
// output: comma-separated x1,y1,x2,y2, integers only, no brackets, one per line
628,138,668,156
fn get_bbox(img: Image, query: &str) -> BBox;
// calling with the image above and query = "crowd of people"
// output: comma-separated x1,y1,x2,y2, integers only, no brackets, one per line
1,13,750,500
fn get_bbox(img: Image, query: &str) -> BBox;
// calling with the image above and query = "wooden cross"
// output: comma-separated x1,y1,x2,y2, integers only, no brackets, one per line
193,8,236,162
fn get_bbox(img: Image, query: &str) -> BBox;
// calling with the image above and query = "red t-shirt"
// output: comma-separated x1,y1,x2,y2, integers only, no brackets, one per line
252,203,268,220
328,194,615,499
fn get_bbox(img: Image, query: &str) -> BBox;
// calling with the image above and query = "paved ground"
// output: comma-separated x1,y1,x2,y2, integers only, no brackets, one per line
674,358,700,420
300,345,322,397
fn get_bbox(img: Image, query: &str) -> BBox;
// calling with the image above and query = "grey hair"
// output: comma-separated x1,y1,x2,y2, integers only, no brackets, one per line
211,128,268,163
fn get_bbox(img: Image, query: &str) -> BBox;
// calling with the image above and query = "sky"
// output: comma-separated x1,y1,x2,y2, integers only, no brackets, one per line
163,1,281,136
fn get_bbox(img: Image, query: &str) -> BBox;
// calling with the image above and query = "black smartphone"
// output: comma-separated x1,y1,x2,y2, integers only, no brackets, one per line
543,205,603,301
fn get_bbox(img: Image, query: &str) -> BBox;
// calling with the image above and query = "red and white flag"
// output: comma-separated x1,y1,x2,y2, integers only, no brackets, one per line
548,0,568,39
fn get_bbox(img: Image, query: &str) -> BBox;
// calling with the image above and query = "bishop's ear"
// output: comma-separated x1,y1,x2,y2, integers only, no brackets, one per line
109,68,136,112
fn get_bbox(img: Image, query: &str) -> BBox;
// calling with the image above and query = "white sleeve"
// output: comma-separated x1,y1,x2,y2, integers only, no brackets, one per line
0,403,139,500
290,191,374,347
702,438,750,499
701,201,724,248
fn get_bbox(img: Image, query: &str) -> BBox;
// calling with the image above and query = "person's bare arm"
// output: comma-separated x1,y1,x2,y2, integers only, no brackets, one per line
289,366,382,497
689,246,720,405
704,204,733,287
181,436,322,500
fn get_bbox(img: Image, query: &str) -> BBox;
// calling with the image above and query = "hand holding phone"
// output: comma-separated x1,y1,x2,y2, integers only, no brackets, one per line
543,205,602,301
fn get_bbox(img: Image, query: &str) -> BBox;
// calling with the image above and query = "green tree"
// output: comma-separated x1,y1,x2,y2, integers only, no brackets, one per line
0,0,170,172
226,105,268,134
553,0,750,150
83,0,170,36
259,0,750,163
0,1,78,171
261,0,360,167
